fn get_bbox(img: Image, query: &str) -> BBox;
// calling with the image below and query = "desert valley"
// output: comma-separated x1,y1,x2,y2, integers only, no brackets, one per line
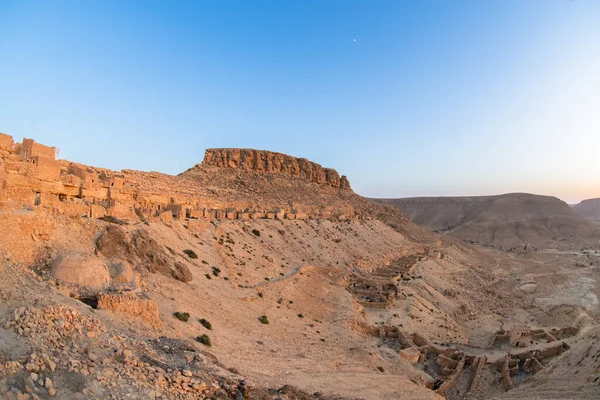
0,133,599,400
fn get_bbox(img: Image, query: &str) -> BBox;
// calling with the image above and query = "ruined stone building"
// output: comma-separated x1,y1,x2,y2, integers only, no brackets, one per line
0,133,361,224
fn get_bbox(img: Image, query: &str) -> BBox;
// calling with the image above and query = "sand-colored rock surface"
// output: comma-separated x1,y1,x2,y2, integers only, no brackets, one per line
50,255,110,289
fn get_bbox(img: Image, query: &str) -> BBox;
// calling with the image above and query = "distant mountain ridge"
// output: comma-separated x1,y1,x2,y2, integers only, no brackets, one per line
572,198,600,224
374,193,600,249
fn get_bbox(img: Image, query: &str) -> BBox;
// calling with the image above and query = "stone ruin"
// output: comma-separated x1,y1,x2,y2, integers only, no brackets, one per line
0,134,363,224
374,325,485,397
495,341,572,390
346,254,424,308
488,326,579,349
373,323,577,397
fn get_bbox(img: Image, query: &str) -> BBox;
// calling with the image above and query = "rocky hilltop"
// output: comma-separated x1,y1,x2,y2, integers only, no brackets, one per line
201,148,351,189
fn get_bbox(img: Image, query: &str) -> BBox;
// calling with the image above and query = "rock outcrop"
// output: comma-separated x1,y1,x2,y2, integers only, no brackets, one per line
96,226,193,283
50,255,110,289
201,148,351,189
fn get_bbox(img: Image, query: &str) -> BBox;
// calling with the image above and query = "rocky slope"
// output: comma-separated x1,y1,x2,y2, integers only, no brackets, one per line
572,198,600,224
375,193,600,250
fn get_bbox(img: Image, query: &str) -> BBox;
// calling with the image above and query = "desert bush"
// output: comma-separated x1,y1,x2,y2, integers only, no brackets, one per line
173,312,190,322
258,315,269,324
196,334,211,347
252,229,261,237
199,318,212,330
212,266,221,276
205,274,212,280
297,314,304,318
183,249,198,259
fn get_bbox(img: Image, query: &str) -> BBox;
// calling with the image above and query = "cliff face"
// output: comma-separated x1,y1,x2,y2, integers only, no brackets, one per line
201,148,351,189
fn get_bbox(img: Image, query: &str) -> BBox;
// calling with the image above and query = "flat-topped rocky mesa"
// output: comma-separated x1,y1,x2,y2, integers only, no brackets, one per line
201,148,351,189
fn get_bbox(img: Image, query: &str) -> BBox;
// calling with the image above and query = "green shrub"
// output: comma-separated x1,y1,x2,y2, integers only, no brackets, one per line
252,229,261,237
297,314,304,318
173,312,190,322
183,249,198,259
258,315,269,324
199,318,212,330
212,266,221,276
196,334,211,347
205,274,212,280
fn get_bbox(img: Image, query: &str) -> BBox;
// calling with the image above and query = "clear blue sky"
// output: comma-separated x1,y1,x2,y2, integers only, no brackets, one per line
1,1,599,203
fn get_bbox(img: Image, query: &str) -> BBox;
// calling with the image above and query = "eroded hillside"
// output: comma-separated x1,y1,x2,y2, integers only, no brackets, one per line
573,198,600,225
375,194,600,250
1,134,599,399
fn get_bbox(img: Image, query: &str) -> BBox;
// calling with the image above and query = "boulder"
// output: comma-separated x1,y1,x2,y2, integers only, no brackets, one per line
436,354,458,369
399,347,421,365
110,261,135,284
50,255,110,289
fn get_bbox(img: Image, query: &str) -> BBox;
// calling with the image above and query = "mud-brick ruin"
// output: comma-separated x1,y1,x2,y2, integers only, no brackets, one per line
0,134,363,223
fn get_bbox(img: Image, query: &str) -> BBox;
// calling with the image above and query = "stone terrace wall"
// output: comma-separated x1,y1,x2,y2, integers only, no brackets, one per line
202,148,351,190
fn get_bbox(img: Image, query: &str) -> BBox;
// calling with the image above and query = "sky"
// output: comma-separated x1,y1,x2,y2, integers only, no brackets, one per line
0,1,599,204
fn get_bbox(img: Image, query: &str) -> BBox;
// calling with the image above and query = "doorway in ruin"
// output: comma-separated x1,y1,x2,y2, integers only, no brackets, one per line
34,192,41,206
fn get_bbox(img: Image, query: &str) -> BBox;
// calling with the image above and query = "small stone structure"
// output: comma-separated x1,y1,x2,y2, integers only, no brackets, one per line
0,132,14,151
97,291,162,328
488,326,578,348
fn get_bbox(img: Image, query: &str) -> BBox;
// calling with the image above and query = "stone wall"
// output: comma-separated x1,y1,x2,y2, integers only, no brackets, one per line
202,148,351,189
20,138,57,161
0,133,13,151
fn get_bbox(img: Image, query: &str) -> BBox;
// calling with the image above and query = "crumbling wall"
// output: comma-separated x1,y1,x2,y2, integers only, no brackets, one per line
0,133,13,151
20,138,57,161
97,292,162,328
